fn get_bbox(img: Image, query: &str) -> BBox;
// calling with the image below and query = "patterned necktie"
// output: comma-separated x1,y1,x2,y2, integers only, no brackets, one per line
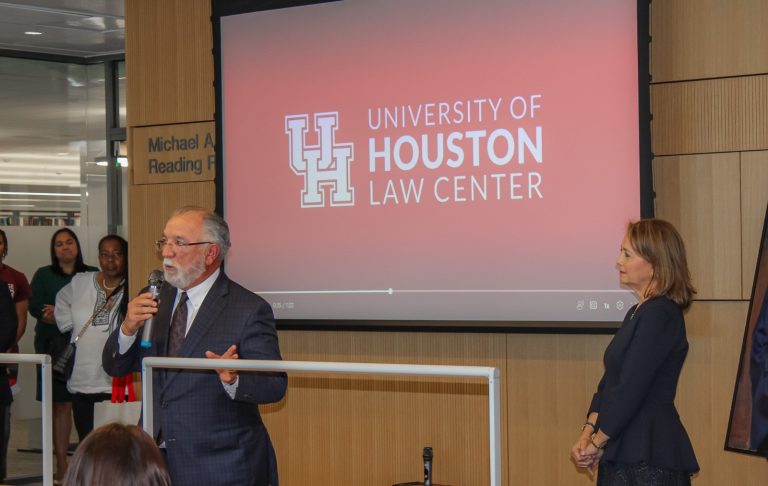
167,292,188,357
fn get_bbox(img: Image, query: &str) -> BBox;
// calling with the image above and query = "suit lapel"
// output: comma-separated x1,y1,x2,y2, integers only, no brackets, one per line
179,273,229,357
152,283,177,393
161,273,230,391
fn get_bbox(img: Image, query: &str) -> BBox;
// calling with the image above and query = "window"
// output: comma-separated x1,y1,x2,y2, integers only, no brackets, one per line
0,57,106,228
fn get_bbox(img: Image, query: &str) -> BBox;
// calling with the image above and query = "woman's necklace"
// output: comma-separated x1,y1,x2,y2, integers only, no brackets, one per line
630,297,648,320
102,275,122,291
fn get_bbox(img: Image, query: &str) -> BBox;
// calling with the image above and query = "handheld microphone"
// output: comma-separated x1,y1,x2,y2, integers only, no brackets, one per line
140,269,164,348
423,446,432,486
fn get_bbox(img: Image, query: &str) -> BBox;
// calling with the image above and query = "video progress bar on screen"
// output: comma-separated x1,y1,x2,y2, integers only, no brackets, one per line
256,289,630,295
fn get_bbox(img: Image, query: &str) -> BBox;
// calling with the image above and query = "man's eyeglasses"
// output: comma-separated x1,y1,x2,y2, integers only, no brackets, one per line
155,238,214,251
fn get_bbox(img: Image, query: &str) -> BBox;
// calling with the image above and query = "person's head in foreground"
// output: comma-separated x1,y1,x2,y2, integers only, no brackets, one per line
64,423,170,486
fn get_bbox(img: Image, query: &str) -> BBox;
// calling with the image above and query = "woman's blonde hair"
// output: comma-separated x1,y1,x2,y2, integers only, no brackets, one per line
626,219,696,309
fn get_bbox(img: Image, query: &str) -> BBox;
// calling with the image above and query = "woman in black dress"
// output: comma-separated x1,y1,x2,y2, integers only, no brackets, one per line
571,219,699,485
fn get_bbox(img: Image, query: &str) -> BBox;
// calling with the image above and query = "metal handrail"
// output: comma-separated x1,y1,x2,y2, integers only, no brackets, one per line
0,353,53,486
142,357,502,486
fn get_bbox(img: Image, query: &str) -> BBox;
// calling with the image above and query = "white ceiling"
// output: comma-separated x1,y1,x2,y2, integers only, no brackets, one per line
0,0,125,58
0,1,125,215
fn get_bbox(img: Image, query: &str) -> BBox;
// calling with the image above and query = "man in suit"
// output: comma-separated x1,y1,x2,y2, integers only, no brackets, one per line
103,207,287,486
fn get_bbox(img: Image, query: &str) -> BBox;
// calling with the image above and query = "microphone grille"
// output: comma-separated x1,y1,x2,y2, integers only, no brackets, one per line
148,269,164,285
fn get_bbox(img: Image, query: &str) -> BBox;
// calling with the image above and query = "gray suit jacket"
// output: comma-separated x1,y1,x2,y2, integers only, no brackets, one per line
103,271,287,486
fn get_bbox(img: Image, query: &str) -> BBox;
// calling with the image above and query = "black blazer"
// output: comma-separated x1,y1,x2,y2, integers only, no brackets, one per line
103,271,287,486
589,295,699,473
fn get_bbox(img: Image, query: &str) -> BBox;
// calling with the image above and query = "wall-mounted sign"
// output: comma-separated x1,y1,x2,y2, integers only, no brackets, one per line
132,121,215,184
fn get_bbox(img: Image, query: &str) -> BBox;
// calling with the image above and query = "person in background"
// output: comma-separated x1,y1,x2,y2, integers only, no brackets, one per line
63,422,170,486
0,230,32,483
30,228,97,483
55,235,129,442
0,281,18,483
0,229,32,345
570,219,699,485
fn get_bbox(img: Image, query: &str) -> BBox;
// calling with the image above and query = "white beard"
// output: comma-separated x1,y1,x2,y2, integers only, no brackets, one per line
163,257,206,289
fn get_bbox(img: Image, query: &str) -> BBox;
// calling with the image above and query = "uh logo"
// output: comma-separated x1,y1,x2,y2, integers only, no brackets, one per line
285,112,354,208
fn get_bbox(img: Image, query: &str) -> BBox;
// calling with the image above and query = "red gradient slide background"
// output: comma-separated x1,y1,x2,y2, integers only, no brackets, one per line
220,0,640,322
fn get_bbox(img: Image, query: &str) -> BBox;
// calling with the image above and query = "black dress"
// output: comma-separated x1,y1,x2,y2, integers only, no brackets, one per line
597,462,690,486
589,295,699,484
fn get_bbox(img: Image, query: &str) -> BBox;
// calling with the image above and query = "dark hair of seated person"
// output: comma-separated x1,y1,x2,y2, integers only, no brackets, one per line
63,423,170,486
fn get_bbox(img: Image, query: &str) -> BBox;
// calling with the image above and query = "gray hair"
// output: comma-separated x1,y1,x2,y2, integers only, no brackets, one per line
171,206,231,260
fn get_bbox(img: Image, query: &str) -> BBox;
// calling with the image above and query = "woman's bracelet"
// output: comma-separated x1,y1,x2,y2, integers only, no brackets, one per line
590,433,606,449
581,421,596,432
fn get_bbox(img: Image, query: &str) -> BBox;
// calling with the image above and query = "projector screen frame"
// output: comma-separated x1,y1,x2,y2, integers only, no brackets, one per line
211,0,654,333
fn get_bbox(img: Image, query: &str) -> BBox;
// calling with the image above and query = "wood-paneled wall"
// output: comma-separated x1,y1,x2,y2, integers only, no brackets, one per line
125,0,214,127
649,1,768,484
652,153,742,299
263,332,507,485
650,0,768,82
126,0,768,483
650,76,768,155
741,152,768,297
125,0,216,294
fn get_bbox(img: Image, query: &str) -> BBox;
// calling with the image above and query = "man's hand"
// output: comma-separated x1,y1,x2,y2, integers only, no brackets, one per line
120,292,158,336
205,344,239,385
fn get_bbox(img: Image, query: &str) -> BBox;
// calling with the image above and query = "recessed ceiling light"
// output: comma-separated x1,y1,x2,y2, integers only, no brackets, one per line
24,31,43,35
